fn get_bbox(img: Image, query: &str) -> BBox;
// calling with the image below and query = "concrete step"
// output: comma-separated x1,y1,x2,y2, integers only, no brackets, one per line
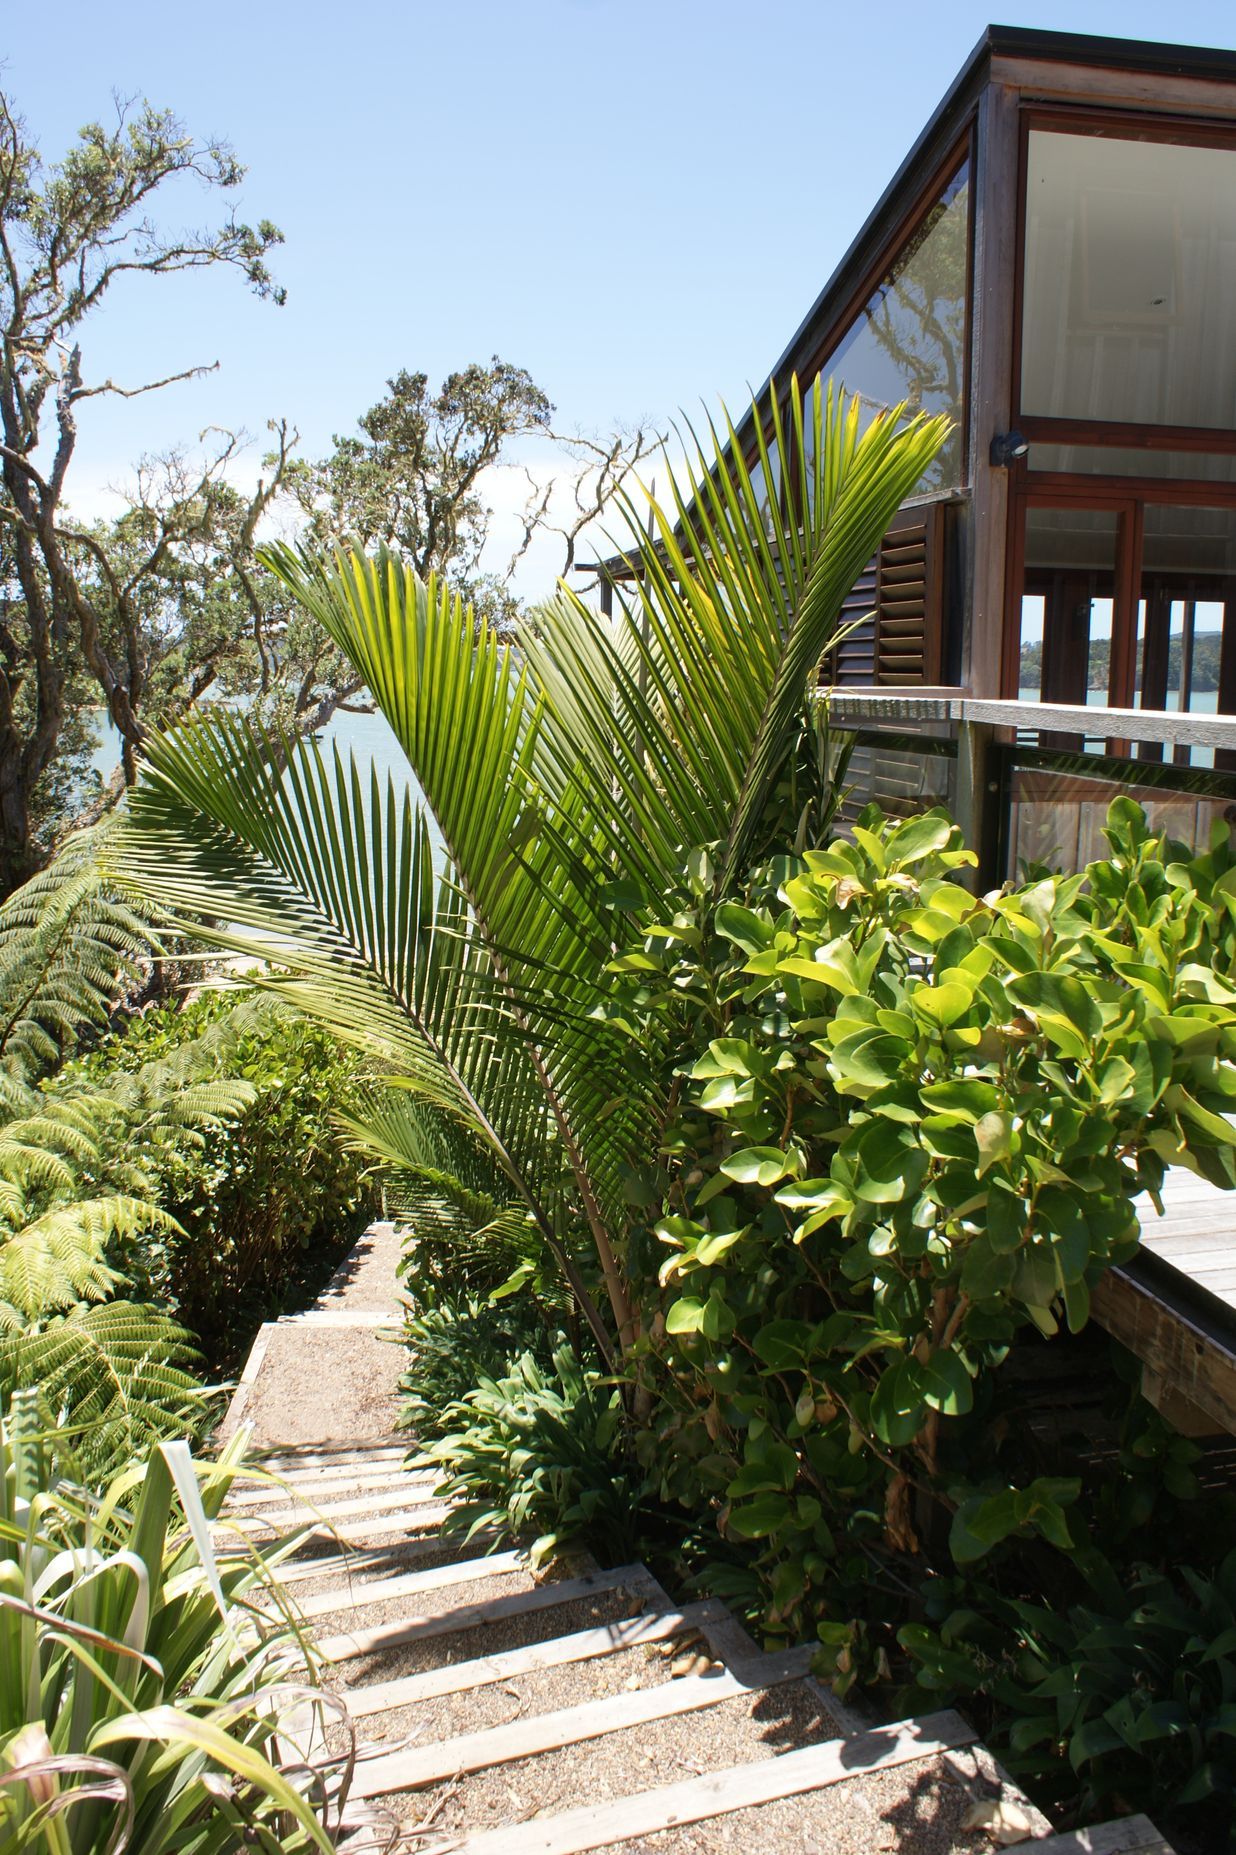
260,1443,407,1472
304,1551,534,1642
226,1482,442,1527
322,1564,663,1688
228,1464,430,1506
216,1500,454,1551
341,1601,729,1727
235,1531,500,1597
286,1547,526,1619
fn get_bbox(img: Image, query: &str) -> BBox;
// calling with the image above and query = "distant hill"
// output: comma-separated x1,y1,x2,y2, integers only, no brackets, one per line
1019,630,1223,693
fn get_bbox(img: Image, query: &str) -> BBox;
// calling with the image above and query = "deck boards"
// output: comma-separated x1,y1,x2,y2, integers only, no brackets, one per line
1137,1168,1235,1315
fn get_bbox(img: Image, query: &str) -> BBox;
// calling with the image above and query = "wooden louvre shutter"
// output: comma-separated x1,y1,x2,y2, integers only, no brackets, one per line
825,503,945,689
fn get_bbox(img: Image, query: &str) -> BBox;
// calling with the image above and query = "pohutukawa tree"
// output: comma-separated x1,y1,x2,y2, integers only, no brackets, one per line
0,88,289,891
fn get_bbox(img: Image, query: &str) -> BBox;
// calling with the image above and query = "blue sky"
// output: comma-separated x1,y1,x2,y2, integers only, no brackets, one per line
6,0,1236,581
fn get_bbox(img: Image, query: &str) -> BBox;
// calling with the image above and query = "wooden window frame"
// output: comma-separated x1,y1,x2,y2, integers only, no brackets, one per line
1003,483,1236,740
1011,104,1236,453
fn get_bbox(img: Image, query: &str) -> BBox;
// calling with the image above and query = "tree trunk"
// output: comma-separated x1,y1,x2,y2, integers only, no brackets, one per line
0,740,38,898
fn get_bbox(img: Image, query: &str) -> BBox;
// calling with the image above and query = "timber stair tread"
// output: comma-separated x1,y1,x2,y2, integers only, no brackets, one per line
220,1220,1177,1854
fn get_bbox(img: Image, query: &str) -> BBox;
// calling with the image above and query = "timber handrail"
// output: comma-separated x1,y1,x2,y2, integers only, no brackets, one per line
821,688,1236,752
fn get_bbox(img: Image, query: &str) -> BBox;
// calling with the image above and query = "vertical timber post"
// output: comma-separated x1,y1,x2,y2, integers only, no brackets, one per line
953,717,999,890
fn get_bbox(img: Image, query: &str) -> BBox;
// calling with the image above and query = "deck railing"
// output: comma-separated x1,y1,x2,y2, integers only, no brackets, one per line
815,688,1236,880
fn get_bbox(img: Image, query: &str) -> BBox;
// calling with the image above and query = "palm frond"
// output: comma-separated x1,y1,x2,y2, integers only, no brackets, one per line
113,376,948,1363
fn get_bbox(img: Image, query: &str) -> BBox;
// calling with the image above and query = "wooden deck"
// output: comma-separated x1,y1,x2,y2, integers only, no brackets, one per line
1092,1168,1236,1436
1137,1168,1236,1315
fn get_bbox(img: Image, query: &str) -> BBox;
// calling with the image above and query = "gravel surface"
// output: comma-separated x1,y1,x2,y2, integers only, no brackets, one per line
341,1586,656,1686
357,1639,682,1752
316,1223,406,1312
241,1324,404,1447
597,1751,998,1854
381,1680,836,1837
315,1569,534,1643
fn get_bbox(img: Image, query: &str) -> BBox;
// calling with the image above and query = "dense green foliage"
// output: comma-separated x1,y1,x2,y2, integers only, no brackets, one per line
900,1548,1236,1839
399,1292,556,1442
605,799,1236,1614
116,377,950,1375
419,1343,641,1569
55,992,378,1366
110,375,1236,1845
0,1397,341,1852
0,827,376,1464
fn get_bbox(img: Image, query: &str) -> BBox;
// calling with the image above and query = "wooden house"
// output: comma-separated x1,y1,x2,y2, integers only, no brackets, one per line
598,26,1236,1435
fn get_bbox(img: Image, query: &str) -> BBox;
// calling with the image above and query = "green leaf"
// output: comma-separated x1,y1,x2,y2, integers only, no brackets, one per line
715,903,774,954
910,980,973,1028
721,1145,794,1187
885,813,954,866
851,1120,927,1205
869,1359,925,1447
974,1111,1015,1176
727,1493,793,1539
665,1297,706,1335
919,1347,974,1416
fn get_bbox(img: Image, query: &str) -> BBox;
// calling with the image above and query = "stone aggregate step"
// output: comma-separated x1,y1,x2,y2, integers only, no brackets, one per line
365,1673,844,1844
318,1564,659,1671
349,1647,817,1800
218,1502,455,1552
288,1547,526,1620
254,1532,500,1596
340,1601,728,1721
227,1483,443,1527
346,1611,726,1759
420,1712,977,1855
229,1465,431,1506
222,1220,1178,1855
311,1564,537,1647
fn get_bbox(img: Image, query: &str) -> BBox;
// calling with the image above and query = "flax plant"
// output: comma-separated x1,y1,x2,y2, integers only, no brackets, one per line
0,1396,343,1854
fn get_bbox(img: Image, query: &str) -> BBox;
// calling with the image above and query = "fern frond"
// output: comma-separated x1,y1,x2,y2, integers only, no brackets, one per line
0,1194,179,1318
0,820,163,1087
0,1300,205,1473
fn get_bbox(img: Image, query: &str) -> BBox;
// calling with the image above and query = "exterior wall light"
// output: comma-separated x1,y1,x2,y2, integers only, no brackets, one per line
989,431,1030,467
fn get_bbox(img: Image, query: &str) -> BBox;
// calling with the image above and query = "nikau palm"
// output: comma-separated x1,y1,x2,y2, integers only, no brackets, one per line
115,380,947,1363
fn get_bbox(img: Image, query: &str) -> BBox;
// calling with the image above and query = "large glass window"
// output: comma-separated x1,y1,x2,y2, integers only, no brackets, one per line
1017,506,1120,707
1133,506,1236,758
816,162,970,491
1011,496,1236,763
1021,129,1236,430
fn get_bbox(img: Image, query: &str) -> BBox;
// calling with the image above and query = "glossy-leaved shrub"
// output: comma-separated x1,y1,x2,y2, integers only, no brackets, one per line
603,799,1236,1645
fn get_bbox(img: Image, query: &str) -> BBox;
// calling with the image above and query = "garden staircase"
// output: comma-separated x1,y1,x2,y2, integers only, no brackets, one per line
218,1223,1175,1855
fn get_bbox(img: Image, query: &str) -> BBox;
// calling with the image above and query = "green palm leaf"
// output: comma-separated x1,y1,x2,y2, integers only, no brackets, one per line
115,375,947,1364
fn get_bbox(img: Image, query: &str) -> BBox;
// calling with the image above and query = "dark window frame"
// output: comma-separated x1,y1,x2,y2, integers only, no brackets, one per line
1012,103,1236,454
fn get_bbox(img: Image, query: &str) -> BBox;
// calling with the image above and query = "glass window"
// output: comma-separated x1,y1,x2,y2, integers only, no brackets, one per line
1134,505,1236,764
1030,443,1236,482
1018,506,1120,710
814,162,970,492
1021,130,1236,429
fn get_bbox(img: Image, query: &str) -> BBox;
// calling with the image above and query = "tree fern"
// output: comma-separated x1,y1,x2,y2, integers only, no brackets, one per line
0,1302,206,1475
0,819,161,1096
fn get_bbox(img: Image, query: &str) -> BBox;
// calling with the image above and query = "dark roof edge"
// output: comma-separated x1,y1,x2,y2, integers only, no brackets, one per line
986,22,1236,81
